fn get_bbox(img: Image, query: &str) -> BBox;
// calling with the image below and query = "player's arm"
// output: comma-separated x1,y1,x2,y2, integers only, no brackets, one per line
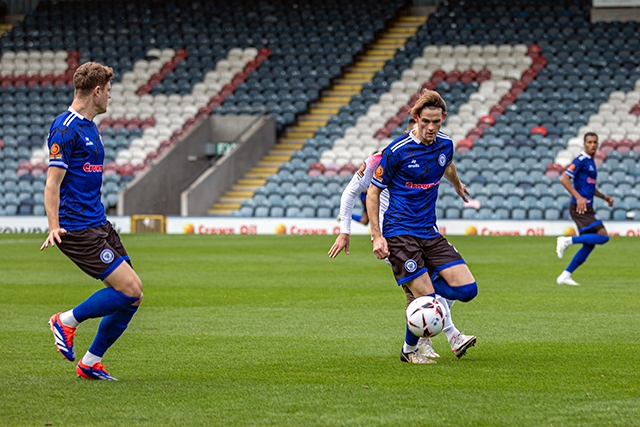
594,188,614,207
366,184,389,259
443,161,469,203
560,172,588,214
328,172,368,258
40,166,67,250
358,199,369,225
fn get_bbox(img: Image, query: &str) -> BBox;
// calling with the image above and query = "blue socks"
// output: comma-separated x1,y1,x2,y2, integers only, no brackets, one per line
572,234,609,245
88,305,139,357
431,275,478,302
405,325,420,346
566,233,609,273
72,287,139,323
567,244,595,273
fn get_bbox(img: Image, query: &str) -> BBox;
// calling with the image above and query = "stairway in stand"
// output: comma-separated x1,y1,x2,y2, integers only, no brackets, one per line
207,14,427,216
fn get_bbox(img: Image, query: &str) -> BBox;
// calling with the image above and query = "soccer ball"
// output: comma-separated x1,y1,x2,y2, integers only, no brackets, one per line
406,296,446,338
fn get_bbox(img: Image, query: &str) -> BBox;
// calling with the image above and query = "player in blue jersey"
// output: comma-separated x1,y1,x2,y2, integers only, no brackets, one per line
41,62,143,380
556,132,614,286
367,89,478,364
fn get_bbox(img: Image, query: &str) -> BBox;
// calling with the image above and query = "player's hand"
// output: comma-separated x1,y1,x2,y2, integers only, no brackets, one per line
328,233,350,258
576,197,588,214
604,195,614,207
455,183,470,203
372,235,390,260
40,228,67,250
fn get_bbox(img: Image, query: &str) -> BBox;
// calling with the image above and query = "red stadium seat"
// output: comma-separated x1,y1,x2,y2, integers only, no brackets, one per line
456,138,473,154
545,163,564,179
478,115,495,125
531,126,547,136
617,138,633,154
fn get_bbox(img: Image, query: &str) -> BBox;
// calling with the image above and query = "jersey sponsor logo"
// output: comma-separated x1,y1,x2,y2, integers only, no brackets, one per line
374,165,384,180
83,163,103,173
405,180,440,190
587,177,596,184
404,259,417,273
100,249,115,264
438,153,446,166
407,159,420,168
49,143,62,160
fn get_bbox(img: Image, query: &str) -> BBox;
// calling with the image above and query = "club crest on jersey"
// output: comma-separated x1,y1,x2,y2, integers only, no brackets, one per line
438,153,446,167
404,259,417,273
100,249,115,264
49,143,62,160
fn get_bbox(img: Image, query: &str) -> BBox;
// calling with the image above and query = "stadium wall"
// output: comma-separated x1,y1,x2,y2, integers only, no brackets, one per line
3,216,640,237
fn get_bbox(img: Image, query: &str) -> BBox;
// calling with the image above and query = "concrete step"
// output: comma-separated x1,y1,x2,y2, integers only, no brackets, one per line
262,155,291,163
228,190,256,197
220,196,247,203
207,208,237,216
309,108,340,115
213,202,241,210
237,179,264,186
296,120,327,127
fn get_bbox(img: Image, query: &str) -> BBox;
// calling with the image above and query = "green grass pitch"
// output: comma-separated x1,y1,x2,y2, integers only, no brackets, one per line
1,233,639,426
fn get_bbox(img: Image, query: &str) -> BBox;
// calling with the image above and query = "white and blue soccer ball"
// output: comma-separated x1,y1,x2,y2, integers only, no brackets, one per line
406,296,446,338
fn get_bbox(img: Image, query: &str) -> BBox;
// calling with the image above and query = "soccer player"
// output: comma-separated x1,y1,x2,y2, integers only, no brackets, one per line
371,90,480,364
328,142,476,364
41,62,143,380
555,132,614,286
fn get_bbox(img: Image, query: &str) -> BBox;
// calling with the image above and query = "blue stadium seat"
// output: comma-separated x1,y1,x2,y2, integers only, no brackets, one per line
528,209,543,220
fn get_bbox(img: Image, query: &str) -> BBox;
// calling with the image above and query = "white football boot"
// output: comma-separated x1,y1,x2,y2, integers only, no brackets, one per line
557,271,580,286
450,332,476,359
400,349,437,364
418,337,441,359
556,236,572,259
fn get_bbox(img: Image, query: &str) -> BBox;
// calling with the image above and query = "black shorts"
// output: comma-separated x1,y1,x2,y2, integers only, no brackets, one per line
386,235,465,286
57,222,131,280
569,204,605,235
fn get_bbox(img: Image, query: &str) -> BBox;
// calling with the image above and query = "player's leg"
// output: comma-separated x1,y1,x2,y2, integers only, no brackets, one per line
77,262,142,379
426,236,477,357
78,225,143,380
49,225,137,362
435,265,477,300
558,212,608,285
433,266,477,357
403,284,440,359
386,236,437,364
426,236,478,303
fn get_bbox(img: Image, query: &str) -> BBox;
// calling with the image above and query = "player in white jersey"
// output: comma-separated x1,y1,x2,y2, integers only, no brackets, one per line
329,121,476,363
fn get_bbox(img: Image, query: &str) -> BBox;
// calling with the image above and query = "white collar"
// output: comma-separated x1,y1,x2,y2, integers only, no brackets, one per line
68,106,87,121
